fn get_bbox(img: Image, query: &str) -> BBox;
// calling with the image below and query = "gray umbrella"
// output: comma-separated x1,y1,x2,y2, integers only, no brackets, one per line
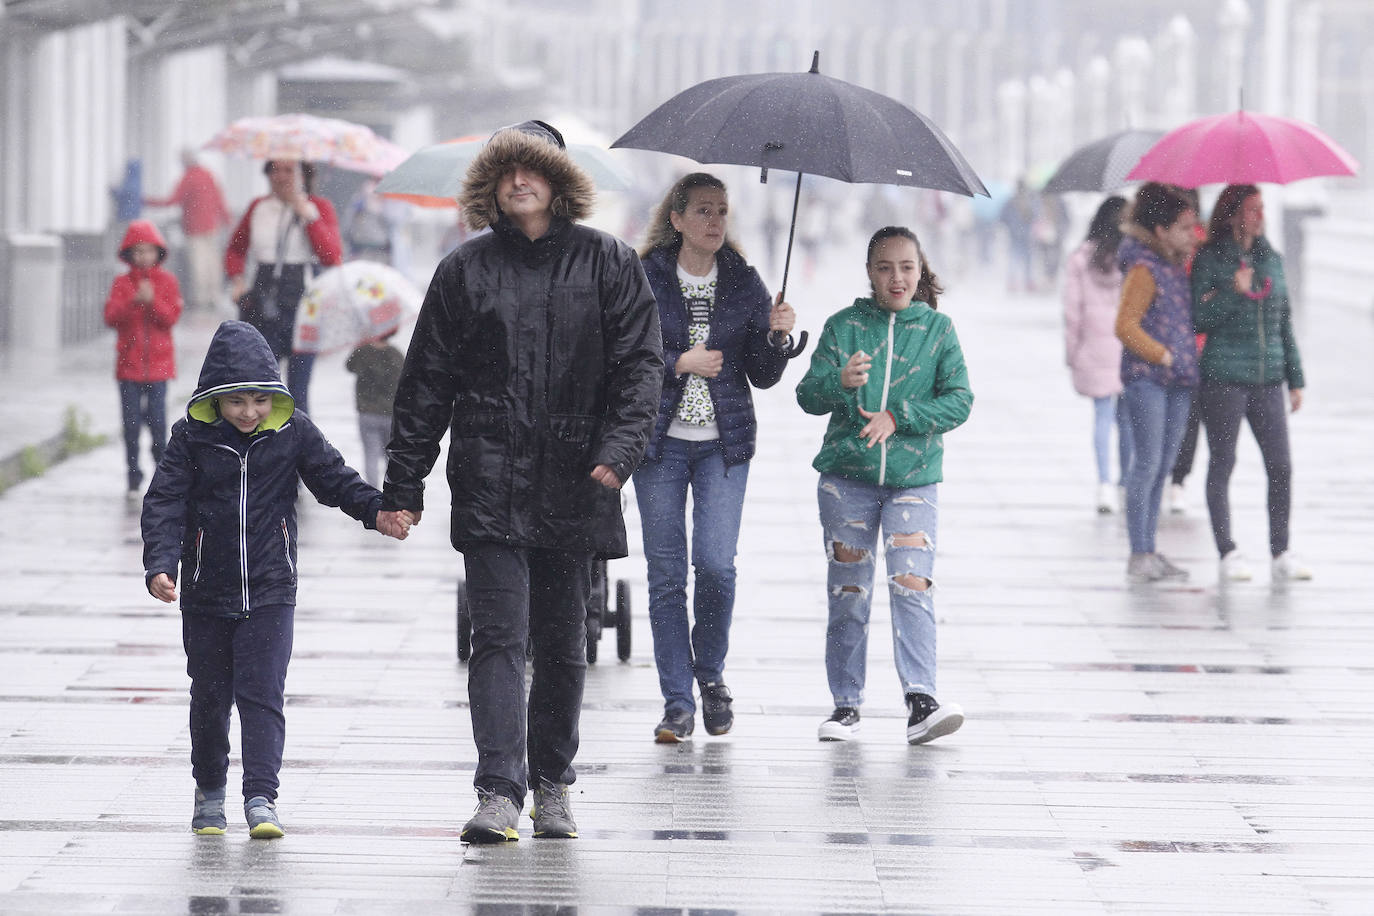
1042,129,1166,193
613,51,988,355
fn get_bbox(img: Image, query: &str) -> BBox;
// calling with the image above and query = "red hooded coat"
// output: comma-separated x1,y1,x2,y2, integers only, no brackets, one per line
104,220,182,382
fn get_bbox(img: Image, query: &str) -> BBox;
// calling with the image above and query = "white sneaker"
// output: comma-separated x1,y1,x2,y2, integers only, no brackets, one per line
1095,482,1115,514
1167,482,1188,514
1271,553,1313,581
1219,551,1253,581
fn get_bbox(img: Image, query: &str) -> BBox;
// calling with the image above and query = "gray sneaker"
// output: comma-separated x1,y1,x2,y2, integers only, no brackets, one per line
1152,553,1189,580
1126,552,1162,583
461,790,520,843
530,778,578,839
191,786,226,835
244,795,284,839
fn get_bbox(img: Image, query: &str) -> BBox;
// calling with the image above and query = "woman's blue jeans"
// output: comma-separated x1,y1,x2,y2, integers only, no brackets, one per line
818,473,939,707
634,438,749,715
1121,378,1194,554
1092,395,1133,485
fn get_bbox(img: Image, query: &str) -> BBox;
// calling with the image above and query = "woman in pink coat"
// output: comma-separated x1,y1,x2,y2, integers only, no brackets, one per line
1062,196,1132,513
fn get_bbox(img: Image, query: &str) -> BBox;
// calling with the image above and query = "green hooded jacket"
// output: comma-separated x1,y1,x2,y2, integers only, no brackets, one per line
1190,234,1304,389
796,297,973,488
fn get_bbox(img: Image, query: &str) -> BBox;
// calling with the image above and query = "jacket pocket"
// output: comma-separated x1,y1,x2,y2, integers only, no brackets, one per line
280,519,295,578
192,529,205,583
542,413,599,517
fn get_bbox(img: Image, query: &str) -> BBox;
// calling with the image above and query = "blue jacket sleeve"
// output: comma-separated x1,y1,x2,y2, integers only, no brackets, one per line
140,421,193,590
295,415,382,527
739,266,790,389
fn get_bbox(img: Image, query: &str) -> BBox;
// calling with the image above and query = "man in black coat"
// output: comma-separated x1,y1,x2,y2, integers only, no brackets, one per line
383,121,663,842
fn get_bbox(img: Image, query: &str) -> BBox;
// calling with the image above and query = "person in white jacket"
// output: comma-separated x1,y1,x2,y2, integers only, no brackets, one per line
1062,195,1132,513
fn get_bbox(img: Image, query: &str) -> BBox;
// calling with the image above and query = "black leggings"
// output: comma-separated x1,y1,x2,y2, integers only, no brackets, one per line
1198,381,1292,558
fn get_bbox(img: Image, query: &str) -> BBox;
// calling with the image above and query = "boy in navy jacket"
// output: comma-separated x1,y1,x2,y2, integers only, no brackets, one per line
142,320,411,837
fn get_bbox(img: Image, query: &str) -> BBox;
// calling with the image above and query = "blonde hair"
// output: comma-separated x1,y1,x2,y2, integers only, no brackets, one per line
639,172,743,258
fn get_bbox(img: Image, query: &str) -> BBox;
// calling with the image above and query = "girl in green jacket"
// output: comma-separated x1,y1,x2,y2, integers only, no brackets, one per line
796,227,973,745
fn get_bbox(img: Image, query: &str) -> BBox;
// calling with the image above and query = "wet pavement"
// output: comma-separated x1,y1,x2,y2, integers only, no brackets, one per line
2,257,1373,914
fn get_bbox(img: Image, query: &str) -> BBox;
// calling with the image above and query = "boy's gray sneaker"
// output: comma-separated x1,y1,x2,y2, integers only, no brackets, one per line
1152,553,1189,580
461,790,520,843
244,796,284,839
530,778,578,839
191,786,226,835
1126,552,1162,583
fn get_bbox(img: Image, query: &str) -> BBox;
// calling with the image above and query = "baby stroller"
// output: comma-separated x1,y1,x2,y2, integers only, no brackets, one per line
455,558,632,664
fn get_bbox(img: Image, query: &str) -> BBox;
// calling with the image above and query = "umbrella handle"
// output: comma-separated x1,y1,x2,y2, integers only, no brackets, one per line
782,329,809,358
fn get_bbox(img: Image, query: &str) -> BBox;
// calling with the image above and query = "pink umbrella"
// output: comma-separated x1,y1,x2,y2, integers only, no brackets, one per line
205,113,405,176
1126,110,1359,187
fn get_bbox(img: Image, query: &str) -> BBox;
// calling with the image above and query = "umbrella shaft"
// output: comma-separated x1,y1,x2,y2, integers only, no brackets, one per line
779,172,803,301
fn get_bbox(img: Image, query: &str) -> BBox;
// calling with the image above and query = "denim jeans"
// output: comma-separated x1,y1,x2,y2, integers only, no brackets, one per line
1091,395,1133,485
463,543,589,808
1198,381,1292,558
633,438,749,715
1121,378,1194,554
182,604,294,802
818,473,939,707
118,380,167,489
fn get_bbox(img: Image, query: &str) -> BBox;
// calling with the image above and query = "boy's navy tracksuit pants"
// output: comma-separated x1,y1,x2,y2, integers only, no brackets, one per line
182,605,294,802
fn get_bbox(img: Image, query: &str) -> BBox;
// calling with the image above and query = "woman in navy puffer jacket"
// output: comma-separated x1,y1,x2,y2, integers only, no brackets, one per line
635,172,800,743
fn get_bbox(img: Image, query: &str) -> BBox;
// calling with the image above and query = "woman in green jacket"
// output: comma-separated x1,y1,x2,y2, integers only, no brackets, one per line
1191,185,1310,582
796,226,973,745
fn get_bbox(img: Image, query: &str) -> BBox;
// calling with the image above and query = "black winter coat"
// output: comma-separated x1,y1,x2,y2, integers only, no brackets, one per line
142,320,382,617
640,244,792,468
383,216,664,558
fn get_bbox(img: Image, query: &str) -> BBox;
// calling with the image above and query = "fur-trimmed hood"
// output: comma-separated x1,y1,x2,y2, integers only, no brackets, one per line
457,129,595,231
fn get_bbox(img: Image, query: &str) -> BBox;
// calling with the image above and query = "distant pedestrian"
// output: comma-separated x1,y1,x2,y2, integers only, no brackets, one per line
341,178,398,264
796,226,973,745
382,120,662,843
109,158,143,235
344,330,405,487
1191,185,1310,582
144,150,232,313
226,160,342,416
1061,195,1131,513
634,172,799,743
1114,183,1200,583
141,320,411,840
999,179,1036,293
104,220,183,497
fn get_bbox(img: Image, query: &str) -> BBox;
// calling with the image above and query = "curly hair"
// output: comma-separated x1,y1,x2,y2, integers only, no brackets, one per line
638,172,743,257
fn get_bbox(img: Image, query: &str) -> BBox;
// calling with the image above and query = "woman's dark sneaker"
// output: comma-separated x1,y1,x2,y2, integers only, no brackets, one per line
699,682,734,735
244,796,284,839
654,708,695,743
905,693,964,745
191,786,227,835
461,789,520,843
530,778,578,839
817,707,861,741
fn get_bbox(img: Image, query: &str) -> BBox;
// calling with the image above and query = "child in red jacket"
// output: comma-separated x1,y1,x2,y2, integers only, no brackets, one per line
104,220,183,495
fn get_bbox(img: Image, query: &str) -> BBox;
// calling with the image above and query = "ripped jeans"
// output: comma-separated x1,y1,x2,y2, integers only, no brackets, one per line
818,473,939,708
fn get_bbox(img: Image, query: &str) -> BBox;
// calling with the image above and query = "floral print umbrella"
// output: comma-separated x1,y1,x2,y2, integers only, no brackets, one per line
293,261,422,355
205,113,405,175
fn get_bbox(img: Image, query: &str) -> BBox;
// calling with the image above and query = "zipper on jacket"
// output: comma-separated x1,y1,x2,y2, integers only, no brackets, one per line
212,439,266,615
1256,298,1266,383
876,311,896,486
192,529,205,583
280,519,294,577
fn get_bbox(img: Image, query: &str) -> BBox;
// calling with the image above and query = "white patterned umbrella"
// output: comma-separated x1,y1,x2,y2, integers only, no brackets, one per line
205,113,405,175
293,261,423,355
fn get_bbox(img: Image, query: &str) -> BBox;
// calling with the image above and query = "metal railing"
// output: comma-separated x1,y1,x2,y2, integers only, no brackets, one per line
59,232,117,347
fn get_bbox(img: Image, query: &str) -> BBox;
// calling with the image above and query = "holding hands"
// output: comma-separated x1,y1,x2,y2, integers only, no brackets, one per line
375,509,418,540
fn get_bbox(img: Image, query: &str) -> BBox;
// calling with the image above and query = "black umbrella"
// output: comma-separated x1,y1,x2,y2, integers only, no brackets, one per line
613,51,988,356
1041,128,1166,193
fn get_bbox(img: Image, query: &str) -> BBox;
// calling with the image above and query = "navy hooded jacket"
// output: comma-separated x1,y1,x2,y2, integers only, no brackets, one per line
141,320,381,617
640,244,793,468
